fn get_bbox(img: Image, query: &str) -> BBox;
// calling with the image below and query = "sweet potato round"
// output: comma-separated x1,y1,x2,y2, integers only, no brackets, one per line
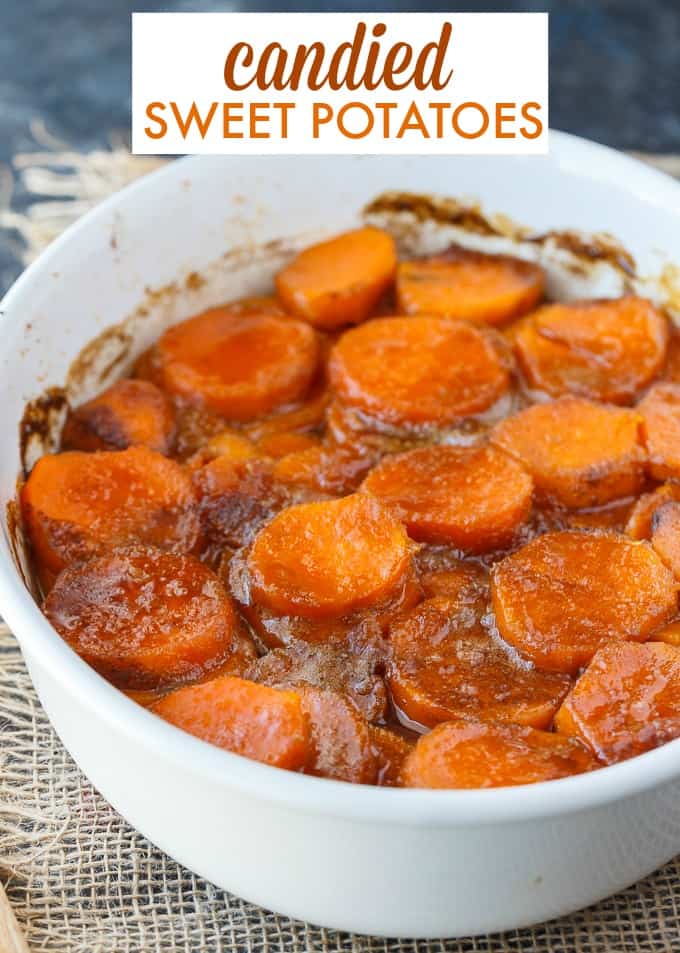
491,397,645,508
329,316,510,429
389,597,570,729
514,297,668,404
402,719,596,789
555,641,680,764
21,446,200,584
491,531,678,673
44,546,247,690
157,307,319,420
246,493,413,619
153,676,310,770
276,226,396,329
396,245,544,326
362,444,532,552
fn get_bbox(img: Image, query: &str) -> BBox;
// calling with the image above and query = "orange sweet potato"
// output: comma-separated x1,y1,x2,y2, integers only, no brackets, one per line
652,621,680,647
152,676,310,770
491,397,646,508
199,430,258,464
298,686,377,783
661,326,680,383
254,431,320,458
246,494,413,619
43,546,252,689
389,597,570,729
362,444,532,552
242,385,330,442
273,443,378,496
514,297,669,404
491,531,678,673
21,446,200,587
626,483,680,540
555,641,680,764
233,540,421,651
396,245,544,326
638,382,680,480
62,379,176,454
275,227,397,329
328,316,510,430
651,501,680,579
157,307,319,420
369,726,414,786
401,719,596,789
193,456,289,549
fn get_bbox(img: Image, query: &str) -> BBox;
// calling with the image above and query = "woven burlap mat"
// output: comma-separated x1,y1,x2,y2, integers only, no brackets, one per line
2,134,680,951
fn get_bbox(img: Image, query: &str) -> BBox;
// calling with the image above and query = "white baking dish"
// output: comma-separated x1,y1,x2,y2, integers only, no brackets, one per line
2,133,680,938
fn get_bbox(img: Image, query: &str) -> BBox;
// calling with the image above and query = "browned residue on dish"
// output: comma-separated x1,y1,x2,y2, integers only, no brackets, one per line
8,476,44,601
529,230,636,277
19,387,68,476
365,191,502,237
5,498,30,592
185,271,205,291
66,325,134,395
364,191,638,280
658,263,680,315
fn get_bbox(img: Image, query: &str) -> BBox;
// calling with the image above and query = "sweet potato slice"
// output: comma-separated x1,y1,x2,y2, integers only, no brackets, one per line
232,541,421,650
361,444,532,552
396,245,544,326
62,379,176,454
389,597,570,729
21,446,200,585
152,676,310,770
298,686,377,783
242,385,330,442
273,443,378,496
626,483,680,540
555,641,680,764
652,621,680,647
564,498,635,534
246,493,413,619
491,531,678,673
247,640,388,722
370,726,414,786
514,297,669,404
193,456,290,549
328,316,510,429
44,546,251,690
172,403,234,461
200,430,258,464
661,326,680,383
401,719,596,789
639,382,680,480
491,397,645,508
255,431,320,458
416,551,487,604
275,227,397,329
157,307,319,420
651,502,680,579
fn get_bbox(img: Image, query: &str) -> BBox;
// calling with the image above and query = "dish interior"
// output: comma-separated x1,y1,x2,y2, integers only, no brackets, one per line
12,179,680,793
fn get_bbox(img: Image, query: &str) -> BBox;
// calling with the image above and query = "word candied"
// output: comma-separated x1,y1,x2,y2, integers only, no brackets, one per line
223,21,453,92
144,99,543,142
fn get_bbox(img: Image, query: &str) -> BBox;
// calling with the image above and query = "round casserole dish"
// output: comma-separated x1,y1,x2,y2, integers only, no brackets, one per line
2,134,680,938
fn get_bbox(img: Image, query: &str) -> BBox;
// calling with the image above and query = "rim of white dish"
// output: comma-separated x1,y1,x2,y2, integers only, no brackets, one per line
2,130,680,827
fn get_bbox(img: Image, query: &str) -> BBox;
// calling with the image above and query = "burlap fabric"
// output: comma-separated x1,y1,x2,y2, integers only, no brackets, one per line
2,136,680,951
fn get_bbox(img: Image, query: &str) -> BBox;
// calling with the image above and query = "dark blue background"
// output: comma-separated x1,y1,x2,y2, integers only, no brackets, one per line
0,1,678,289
